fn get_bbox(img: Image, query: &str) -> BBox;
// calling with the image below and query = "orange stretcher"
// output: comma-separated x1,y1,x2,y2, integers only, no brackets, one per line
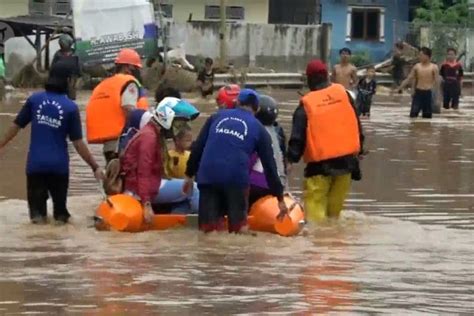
94,194,305,237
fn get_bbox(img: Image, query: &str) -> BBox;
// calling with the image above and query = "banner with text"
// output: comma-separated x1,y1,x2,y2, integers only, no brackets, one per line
72,0,157,66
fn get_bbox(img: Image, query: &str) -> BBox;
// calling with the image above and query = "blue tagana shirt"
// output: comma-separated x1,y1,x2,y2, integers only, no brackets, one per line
15,91,83,175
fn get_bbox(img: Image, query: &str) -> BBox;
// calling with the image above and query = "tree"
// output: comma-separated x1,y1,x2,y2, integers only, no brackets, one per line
414,0,470,25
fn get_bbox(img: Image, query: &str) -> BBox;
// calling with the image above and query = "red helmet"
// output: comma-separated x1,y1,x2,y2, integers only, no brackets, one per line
216,84,241,109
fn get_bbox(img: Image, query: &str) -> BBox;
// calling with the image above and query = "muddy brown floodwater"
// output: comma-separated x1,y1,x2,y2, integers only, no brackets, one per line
0,88,473,315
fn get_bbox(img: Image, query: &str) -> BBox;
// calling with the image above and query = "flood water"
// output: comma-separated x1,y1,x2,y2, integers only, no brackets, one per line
0,88,473,314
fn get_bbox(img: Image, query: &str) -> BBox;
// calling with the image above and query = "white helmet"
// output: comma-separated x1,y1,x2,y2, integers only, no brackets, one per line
152,97,200,130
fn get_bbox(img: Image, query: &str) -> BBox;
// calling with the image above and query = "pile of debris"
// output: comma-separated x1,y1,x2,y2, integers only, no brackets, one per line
357,42,419,76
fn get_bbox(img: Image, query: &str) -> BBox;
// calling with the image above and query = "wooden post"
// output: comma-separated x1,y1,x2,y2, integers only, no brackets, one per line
219,0,227,68
35,27,42,70
156,0,168,73
44,32,50,70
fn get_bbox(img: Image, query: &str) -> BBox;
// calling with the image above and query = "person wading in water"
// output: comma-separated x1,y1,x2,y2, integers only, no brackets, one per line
287,59,365,223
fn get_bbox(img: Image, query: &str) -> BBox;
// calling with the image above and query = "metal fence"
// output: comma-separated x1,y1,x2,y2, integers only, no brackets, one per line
393,21,474,71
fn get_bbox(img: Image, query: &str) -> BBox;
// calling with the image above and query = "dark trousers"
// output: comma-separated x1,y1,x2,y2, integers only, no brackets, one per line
410,89,432,118
27,173,70,222
249,185,271,209
443,82,460,109
198,184,248,233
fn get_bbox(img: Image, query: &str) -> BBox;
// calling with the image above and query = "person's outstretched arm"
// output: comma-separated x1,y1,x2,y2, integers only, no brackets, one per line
185,115,214,178
69,107,102,180
1,99,33,151
256,126,284,201
72,140,102,180
183,115,214,194
398,65,416,91
256,126,288,220
0,124,21,151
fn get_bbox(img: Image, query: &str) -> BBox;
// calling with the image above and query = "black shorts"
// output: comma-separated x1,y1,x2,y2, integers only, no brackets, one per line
198,184,248,233
410,89,432,118
27,173,70,222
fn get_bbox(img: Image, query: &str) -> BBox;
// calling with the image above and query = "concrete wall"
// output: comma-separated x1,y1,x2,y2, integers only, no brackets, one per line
163,0,269,23
168,21,329,72
321,0,409,65
0,0,29,18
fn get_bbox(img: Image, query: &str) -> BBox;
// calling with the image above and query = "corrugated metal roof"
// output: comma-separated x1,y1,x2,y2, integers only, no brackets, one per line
0,14,72,35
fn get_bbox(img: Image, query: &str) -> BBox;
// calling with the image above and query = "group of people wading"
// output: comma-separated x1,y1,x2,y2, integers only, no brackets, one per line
0,48,366,234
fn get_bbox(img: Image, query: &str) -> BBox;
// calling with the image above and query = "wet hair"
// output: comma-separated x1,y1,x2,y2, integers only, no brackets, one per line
45,62,71,94
420,47,432,58
155,87,181,103
45,77,68,94
447,47,457,54
174,124,192,141
339,47,352,55
205,57,213,65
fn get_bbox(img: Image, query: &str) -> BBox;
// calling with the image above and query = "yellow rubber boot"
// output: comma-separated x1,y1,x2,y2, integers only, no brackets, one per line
327,174,352,219
304,175,331,223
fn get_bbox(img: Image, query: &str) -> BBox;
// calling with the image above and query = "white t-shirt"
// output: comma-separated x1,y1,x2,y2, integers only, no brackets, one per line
121,82,139,108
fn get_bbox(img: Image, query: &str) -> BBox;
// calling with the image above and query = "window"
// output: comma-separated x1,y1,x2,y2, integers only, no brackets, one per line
351,9,379,40
53,1,71,16
347,7,385,42
226,6,245,20
205,5,245,20
205,5,220,19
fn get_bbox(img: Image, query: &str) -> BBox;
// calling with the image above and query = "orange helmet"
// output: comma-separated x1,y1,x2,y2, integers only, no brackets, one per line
216,84,241,109
115,48,142,68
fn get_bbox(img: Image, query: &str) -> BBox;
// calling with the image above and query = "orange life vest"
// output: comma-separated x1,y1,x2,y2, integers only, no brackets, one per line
86,74,139,144
137,96,149,110
302,83,360,163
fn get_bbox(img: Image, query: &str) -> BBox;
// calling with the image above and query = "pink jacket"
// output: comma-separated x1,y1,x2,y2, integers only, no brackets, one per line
120,122,163,203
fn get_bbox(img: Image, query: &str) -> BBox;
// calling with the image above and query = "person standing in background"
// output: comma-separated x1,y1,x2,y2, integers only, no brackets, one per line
440,48,464,110
331,48,358,91
197,58,215,98
398,47,439,119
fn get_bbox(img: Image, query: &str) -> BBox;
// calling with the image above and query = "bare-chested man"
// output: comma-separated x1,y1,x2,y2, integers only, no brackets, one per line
331,47,358,90
398,47,439,119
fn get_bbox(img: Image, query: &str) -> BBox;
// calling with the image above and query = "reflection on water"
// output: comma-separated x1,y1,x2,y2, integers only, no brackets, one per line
0,90,473,314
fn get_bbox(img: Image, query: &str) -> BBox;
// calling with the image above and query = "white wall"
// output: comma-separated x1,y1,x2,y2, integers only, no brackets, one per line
167,0,269,23
168,22,325,71
0,0,29,18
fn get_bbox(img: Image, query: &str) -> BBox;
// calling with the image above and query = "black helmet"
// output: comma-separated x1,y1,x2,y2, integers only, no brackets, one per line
256,95,278,126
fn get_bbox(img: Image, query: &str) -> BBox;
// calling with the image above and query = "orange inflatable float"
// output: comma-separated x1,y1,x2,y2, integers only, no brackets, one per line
248,195,305,237
94,194,305,236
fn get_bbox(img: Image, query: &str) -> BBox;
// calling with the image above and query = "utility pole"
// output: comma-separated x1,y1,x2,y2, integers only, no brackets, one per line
155,0,168,73
219,0,227,68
